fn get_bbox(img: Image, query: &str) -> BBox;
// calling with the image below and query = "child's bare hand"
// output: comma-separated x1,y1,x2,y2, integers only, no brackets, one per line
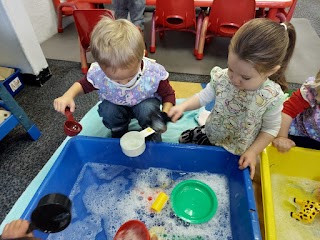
272,136,295,153
167,105,184,122
53,96,76,115
1,219,34,239
238,151,257,180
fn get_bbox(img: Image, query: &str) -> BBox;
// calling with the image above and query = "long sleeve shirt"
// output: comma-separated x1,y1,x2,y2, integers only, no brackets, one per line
284,76,320,141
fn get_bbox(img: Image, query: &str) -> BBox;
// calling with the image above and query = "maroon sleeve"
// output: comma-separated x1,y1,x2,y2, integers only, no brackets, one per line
157,79,176,105
77,75,98,94
282,89,310,118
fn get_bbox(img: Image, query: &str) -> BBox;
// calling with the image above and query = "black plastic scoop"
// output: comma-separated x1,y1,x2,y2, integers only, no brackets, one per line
150,111,171,133
150,111,182,133
0,193,71,238
28,193,72,234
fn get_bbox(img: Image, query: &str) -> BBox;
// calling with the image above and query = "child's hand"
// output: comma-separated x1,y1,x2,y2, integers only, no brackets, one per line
53,96,76,115
272,136,296,153
238,150,257,180
1,219,34,239
167,105,184,122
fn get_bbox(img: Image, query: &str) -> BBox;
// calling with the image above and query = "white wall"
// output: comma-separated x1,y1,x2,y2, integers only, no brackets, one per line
0,0,48,74
22,0,74,44
22,0,58,44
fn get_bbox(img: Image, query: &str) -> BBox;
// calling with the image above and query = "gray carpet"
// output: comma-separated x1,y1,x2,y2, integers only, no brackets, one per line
0,1,319,225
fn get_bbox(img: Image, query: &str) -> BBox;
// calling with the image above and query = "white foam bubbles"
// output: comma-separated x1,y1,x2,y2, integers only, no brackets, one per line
48,215,102,240
48,163,233,239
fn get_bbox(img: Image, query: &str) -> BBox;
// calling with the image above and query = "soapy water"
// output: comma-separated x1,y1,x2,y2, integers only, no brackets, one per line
48,163,232,240
271,174,320,240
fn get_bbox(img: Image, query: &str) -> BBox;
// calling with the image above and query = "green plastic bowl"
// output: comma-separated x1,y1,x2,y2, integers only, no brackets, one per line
171,179,218,224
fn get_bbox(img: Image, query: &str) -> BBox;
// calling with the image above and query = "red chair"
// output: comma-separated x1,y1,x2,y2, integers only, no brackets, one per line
73,9,114,73
196,0,256,60
149,0,203,55
256,0,298,22
275,0,298,22
52,0,96,33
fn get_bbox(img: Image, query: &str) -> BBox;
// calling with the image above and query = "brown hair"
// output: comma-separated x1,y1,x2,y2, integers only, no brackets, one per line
90,17,145,71
229,18,296,91
316,69,320,83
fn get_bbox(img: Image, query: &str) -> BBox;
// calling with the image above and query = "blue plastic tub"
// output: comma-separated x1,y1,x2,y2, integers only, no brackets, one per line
21,136,261,239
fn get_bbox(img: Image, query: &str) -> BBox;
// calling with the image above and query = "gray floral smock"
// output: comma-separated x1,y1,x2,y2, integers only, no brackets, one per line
205,67,285,155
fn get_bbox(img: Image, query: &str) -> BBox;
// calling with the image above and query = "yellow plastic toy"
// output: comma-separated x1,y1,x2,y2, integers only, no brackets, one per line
290,198,320,223
151,192,169,213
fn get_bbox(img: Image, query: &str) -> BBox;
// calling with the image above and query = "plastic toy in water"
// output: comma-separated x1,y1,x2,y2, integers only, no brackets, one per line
171,180,218,224
114,220,150,240
151,192,169,213
290,198,320,223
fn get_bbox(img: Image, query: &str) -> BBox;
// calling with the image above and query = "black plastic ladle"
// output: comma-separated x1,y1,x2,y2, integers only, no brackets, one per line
1,193,71,238
27,193,72,234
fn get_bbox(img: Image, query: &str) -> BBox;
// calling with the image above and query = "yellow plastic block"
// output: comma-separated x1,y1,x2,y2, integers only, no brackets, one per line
151,192,169,213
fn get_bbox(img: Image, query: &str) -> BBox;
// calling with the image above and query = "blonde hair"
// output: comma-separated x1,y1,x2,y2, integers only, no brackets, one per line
229,18,296,91
90,17,145,71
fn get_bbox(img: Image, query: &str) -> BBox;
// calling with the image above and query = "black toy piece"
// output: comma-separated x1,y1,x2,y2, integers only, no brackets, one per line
150,111,173,133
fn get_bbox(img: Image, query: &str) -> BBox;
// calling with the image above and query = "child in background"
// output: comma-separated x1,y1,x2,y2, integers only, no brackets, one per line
272,70,320,152
168,18,296,179
113,0,148,56
113,0,146,31
54,18,175,141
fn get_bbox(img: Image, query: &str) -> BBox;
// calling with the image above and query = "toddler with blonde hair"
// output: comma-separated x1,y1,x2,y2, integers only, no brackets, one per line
54,17,175,141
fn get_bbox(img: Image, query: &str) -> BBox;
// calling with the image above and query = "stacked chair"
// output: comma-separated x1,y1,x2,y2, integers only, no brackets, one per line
195,0,256,60
256,0,298,22
149,0,203,56
73,9,114,73
52,0,97,33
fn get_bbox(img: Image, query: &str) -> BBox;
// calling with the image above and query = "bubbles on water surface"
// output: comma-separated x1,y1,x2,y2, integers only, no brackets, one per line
48,163,233,239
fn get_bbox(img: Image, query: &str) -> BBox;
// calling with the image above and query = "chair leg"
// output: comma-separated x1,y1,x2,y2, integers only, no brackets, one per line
286,0,298,21
195,11,204,56
196,17,209,60
57,7,64,33
79,39,88,74
149,11,156,53
57,3,77,33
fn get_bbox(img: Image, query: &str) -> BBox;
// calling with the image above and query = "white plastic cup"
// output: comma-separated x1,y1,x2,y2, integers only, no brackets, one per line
120,127,155,157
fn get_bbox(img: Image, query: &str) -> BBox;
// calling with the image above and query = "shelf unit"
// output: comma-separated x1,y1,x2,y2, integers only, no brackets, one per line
0,82,41,141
